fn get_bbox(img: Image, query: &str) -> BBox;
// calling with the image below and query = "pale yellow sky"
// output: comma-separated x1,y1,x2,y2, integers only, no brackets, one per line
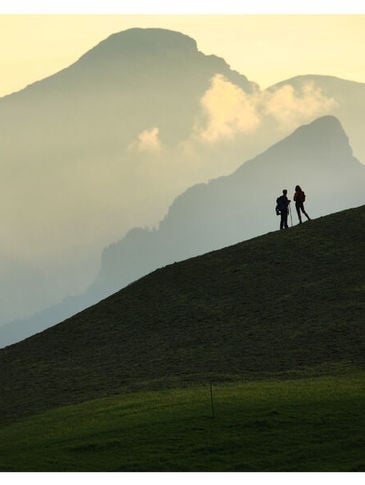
0,14,364,97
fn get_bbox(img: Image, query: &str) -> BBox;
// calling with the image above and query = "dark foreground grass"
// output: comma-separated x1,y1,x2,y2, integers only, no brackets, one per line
0,372,364,472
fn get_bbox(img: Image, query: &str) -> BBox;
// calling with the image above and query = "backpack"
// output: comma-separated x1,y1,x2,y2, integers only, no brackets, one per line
295,190,306,203
276,195,286,215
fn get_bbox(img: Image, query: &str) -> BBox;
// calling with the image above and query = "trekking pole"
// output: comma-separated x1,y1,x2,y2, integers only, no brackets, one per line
289,203,293,227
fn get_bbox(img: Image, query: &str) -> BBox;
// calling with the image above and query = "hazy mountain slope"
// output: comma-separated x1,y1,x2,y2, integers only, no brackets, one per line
90,115,365,298
0,291,95,349
2,115,363,348
0,205,364,423
266,75,365,161
0,28,258,324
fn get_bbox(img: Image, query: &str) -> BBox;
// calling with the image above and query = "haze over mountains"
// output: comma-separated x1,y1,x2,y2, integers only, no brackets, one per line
267,75,365,162
0,28,258,323
2,115,365,348
91,115,365,299
1,27,365,337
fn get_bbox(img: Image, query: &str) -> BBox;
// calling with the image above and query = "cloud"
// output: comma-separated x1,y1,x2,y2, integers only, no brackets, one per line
196,74,261,143
262,82,338,129
193,75,338,143
129,127,162,153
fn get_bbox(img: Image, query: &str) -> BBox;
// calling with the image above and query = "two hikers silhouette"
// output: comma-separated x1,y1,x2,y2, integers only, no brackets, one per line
276,185,311,229
293,185,311,224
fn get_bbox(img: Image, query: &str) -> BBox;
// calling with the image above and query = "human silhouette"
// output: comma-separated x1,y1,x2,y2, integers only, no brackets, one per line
294,185,311,223
276,189,290,230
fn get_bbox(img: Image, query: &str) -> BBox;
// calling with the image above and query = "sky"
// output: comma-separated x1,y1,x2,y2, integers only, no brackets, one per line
0,5,365,97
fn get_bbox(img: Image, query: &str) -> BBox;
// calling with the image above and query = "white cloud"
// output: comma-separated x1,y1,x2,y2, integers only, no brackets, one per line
193,75,338,143
129,127,162,152
196,74,261,143
262,82,338,129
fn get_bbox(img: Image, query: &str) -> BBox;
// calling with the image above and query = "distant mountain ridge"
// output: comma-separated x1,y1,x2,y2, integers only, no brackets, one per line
8,28,253,96
0,28,258,325
266,74,365,162
0,204,364,423
76,28,204,65
90,115,365,299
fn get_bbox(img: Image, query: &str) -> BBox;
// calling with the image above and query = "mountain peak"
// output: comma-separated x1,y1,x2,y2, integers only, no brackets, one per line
294,115,352,157
297,115,345,135
254,115,353,166
77,28,198,65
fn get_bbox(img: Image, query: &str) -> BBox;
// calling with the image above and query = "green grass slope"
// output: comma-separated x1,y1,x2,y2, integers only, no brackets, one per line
0,372,364,471
0,205,364,423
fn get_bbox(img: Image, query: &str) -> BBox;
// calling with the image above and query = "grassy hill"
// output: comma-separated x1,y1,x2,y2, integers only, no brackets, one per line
0,372,364,471
0,205,364,424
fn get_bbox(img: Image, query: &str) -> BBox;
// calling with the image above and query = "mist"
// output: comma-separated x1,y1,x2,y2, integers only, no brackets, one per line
0,28,364,328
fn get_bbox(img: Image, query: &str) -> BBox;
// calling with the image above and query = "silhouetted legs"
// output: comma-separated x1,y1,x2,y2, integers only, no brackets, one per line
295,202,311,224
280,210,289,230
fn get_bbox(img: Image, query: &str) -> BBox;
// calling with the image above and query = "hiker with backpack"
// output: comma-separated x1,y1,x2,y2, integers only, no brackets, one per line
294,185,311,224
276,189,291,230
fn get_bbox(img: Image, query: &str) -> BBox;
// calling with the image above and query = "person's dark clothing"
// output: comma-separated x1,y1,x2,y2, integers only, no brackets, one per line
280,210,289,230
294,189,310,223
276,194,290,230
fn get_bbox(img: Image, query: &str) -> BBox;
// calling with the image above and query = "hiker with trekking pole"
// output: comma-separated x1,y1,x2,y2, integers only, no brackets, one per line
275,189,291,230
